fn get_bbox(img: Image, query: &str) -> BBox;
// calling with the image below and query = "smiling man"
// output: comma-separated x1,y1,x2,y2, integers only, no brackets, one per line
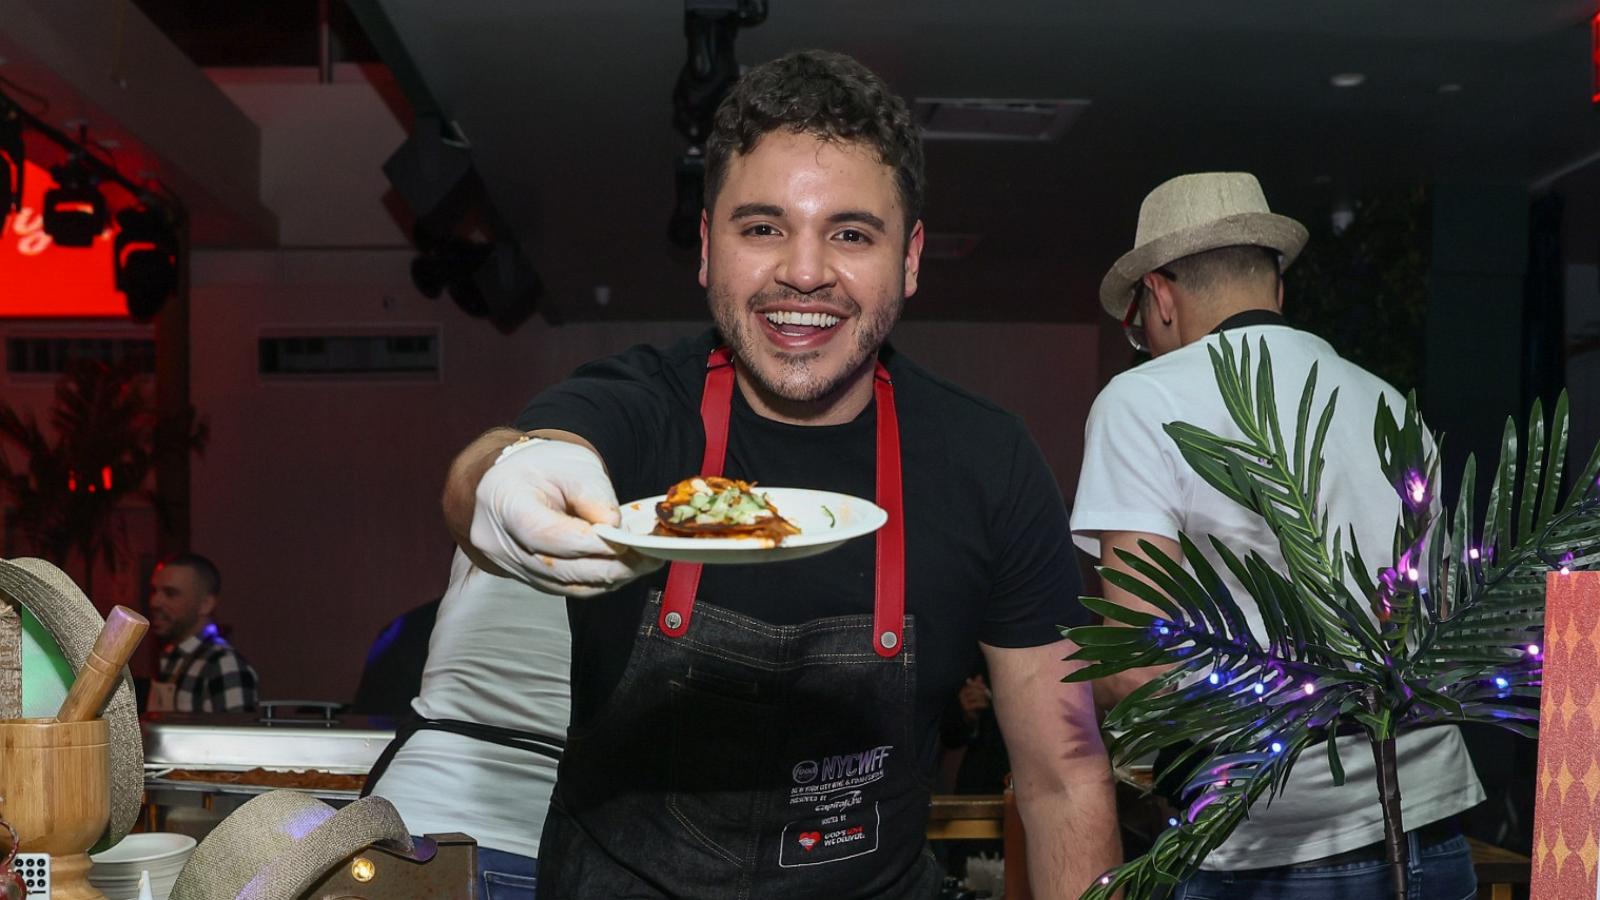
442,50,1117,899
148,553,258,714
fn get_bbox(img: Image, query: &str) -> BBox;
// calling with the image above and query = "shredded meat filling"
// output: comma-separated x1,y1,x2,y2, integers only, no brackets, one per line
652,476,801,544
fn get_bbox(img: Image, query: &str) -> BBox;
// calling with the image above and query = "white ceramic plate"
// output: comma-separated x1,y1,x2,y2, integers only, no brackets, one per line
595,487,887,564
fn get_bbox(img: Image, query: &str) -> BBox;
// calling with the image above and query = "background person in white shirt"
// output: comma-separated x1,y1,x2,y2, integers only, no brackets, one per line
1071,172,1484,900
365,549,569,900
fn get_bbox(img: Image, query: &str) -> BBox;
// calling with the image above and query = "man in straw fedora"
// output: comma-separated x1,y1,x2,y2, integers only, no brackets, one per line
1070,172,1484,897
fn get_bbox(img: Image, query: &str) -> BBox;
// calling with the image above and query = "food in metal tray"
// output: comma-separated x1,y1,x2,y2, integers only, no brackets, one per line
161,767,367,792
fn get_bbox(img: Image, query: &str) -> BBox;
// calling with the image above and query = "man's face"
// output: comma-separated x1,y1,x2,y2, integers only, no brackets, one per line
149,563,214,644
700,130,923,407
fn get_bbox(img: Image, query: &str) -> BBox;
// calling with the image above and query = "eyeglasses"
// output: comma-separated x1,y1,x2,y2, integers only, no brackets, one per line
1121,267,1176,353
1121,292,1148,353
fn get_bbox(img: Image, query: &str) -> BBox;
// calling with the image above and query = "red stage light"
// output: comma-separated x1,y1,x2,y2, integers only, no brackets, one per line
0,159,125,318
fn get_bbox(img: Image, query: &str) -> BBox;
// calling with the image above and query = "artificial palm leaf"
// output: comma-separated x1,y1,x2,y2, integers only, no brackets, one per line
1067,334,1596,900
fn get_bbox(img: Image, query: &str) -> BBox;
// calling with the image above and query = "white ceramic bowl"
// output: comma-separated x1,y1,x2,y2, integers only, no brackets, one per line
90,833,196,900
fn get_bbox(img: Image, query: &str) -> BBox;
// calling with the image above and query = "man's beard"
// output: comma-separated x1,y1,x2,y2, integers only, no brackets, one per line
709,283,903,405
156,610,198,644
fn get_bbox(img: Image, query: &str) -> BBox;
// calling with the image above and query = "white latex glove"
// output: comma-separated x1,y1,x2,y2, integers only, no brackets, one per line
470,438,663,597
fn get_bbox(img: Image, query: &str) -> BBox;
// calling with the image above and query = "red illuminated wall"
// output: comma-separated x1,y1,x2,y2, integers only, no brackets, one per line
0,159,127,318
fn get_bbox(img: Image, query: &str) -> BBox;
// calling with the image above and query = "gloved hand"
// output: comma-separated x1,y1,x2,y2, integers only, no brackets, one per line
470,438,662,597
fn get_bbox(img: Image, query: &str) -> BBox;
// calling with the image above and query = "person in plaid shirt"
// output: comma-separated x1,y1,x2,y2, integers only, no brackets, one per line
148,553,259,713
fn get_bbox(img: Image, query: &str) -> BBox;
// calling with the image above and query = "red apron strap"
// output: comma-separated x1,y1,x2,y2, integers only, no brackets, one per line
658,348,736,637
871,362,905,658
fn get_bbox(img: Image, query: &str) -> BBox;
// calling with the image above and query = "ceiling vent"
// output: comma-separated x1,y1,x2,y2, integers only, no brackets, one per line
913,98,1089,142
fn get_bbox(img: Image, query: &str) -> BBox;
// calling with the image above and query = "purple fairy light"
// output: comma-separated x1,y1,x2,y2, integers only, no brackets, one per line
1405,471,1428,506
1378,567,1399,595
1302,682,1316,696
1187,792,1223,822
1468,547,1481,561
1494,676,1509,689
1527,644,1542,657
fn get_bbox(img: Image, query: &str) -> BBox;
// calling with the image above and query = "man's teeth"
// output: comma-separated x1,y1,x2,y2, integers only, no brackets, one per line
764,310,840,328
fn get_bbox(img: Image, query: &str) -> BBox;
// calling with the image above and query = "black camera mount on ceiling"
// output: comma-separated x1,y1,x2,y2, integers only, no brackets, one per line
667,0,768,250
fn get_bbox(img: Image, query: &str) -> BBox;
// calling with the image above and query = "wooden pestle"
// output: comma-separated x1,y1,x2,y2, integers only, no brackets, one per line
53,606,148,723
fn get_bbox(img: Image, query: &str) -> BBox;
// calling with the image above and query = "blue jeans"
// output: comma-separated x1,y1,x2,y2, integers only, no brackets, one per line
478,846,539,900
1172,832,1476,900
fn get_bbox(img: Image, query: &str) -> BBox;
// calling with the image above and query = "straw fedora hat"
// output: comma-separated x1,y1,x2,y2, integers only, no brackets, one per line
170,791,413,900
0,557,142,850
1099,172,1309,318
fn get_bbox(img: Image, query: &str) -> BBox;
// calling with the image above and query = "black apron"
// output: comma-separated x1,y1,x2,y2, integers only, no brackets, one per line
539,348,941,899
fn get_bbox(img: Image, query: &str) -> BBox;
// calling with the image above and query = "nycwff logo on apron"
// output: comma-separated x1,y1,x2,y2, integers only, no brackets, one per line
779,745,892,868
788,744,894,808
790,739,896,810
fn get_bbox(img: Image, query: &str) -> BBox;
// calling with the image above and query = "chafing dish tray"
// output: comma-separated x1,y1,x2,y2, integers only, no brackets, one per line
143,710,396,801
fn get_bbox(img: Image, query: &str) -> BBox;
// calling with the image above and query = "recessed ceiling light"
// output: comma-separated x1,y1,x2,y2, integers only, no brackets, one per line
1438,83,1463,94
1330,73,1366,88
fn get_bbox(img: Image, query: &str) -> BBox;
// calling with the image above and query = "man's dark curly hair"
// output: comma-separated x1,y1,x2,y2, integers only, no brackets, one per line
704,49,925,237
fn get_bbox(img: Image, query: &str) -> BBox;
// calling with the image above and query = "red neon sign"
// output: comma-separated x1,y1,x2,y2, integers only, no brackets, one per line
1593,9,1600,104
0,159,126,318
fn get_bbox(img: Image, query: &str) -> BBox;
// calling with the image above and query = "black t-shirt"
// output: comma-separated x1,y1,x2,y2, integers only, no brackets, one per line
516,329,1087,770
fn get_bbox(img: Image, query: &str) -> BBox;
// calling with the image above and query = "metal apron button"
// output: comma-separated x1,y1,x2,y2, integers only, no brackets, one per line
879,631,898,650
665,612,683,630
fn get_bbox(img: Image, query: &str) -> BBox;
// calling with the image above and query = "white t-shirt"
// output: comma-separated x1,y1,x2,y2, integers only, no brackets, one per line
369,550,571,859
1071,323,1484,870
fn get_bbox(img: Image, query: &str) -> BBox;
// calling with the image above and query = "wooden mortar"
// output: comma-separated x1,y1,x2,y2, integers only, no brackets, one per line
0,718,109,900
